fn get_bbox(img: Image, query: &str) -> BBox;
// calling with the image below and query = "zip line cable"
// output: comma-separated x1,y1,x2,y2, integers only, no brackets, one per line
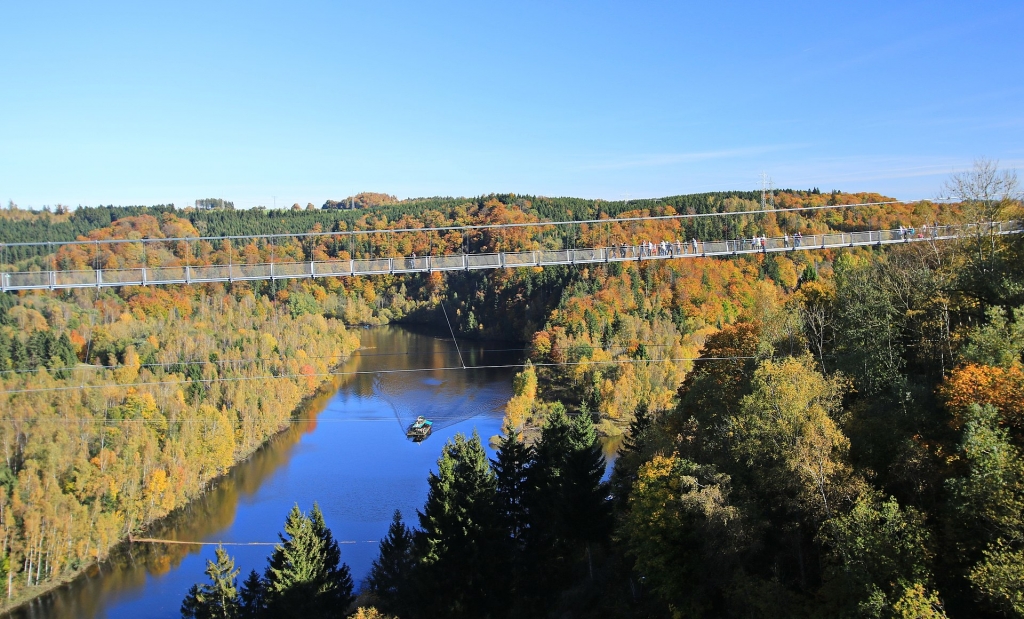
438,301,466,369
126,536,376,546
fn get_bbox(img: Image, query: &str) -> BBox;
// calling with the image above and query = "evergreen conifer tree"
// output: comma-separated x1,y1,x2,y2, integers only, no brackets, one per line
523,405,612,600
492,423,533,543
367,510,415,616
310,503,356,613
619,400,651,457
181,546,240,619
561,409,612,577
415,431,502,619
610,400,652,506
0,332,10,370
57,331,78,366
237,570,266,619
491,424,534,614
9,337,26,371
264,503,354,619
521,405,574,607
527,403,572,541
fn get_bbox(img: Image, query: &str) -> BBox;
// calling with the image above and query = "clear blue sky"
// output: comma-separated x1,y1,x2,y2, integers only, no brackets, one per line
2,1,1022,209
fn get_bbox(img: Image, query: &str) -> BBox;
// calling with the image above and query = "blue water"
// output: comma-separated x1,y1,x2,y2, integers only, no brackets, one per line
15,326,520,619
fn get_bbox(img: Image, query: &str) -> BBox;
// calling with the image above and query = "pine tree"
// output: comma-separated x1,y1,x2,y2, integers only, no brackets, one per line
415,431,502,618
9,336,26,371
527,403,572,540
561,410,612,578
56,331,78,367
263,503,354,619
491,424,534,613
367,510,414,616
523,405,612,602
26,331,50,369
237,570,266,619
610,400,653,506
181,546,240,619
619,400,651,457
521,405,573,609
0,332,10,370
309,502,355,614
492,423,533,543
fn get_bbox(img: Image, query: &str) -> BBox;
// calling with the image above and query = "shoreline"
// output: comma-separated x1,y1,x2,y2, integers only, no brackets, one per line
0,322,534,616
0,346,356,617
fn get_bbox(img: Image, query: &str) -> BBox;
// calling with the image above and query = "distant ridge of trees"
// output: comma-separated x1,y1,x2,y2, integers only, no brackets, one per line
322,193,400,210
194,198,234,211
0,189,889,255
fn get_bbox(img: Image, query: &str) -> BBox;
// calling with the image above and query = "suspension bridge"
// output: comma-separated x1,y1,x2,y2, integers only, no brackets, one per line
1,219,1019,292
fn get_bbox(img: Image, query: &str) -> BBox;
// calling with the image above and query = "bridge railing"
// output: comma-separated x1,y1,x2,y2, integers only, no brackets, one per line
467,254,502,269
353,258,392,274
573,248,604,262
1,221,1020,291
313,261,351,277
431,255,467,270
504,251,538,267
190,265,230,281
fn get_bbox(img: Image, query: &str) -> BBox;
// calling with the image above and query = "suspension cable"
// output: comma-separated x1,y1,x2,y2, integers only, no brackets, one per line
0,199,932,249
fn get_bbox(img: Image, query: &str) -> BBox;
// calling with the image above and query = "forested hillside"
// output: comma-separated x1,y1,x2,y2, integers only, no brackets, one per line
2,169,1022,617
0,211,362,607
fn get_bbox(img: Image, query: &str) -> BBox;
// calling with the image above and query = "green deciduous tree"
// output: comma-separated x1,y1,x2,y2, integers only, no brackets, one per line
968,540,1024,617
621,453,742,616
960,305,1024,368
945,404,1024,615
946,405,1024,550
731,355,856,522
819,492,939,618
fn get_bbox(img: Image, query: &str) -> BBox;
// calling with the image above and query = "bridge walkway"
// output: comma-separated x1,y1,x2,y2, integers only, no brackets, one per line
1,221,1019,292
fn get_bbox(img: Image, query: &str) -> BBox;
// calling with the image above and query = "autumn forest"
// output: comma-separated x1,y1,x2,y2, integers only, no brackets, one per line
1,164,1023,618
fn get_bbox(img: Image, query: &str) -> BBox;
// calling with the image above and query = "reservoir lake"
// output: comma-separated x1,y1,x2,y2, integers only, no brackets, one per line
12,325,526,619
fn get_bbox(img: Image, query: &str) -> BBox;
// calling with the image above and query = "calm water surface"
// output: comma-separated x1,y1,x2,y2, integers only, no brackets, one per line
13,325,523,619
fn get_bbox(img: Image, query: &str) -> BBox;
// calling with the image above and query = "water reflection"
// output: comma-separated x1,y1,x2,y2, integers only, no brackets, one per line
9,325,522,619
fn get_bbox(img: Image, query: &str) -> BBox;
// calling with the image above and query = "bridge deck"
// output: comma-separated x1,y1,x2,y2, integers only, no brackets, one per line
1,222,1019,292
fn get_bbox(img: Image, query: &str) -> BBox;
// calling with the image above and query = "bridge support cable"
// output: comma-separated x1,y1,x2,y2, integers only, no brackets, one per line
0,199,952,253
